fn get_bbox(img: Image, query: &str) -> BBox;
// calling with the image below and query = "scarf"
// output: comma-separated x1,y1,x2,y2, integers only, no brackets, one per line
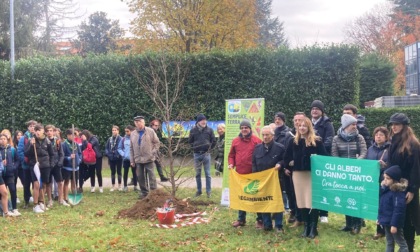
338,127,359,142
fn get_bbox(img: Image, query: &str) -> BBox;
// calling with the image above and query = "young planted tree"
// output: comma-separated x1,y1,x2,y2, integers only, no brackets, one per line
131,53,192,196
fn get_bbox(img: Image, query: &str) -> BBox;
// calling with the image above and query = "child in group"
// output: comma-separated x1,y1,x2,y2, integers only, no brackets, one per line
118,125,137,192
0,156,13,217
105,125,122,192
378,165,409,252
0,134,20,216
24,124,54,213
61,129,81,203
45,125,67,207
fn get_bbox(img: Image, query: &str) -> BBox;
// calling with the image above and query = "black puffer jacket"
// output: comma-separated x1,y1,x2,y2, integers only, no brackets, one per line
313,116,334,154
49,137,64,168
24,137,54,169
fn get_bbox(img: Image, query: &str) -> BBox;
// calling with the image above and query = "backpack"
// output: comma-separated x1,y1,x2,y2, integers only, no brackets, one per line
82,142,96,165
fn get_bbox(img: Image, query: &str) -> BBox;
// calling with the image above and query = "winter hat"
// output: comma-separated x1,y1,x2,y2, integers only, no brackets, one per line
275,112,286,123
133,113,144,121
240,119,252,129
384,165,401,181
195,114,207,123
341,114,357,129
389,113,410,125
311,100,325,113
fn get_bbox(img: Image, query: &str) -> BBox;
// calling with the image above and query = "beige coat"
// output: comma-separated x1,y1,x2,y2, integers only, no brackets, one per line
130,127,160,164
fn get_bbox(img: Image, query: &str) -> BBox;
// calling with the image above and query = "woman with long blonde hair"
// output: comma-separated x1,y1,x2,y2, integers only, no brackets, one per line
284,117,327,239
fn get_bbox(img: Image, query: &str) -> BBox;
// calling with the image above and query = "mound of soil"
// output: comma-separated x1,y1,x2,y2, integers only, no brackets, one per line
117,189,214,220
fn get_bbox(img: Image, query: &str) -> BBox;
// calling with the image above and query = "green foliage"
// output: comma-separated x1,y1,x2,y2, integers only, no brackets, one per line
359,54,395,108
361,106,420,136
0,45,361,149
0,0,44,59
75,11,125,54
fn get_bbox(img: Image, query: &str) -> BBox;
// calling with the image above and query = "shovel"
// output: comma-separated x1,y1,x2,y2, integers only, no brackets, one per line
33,140,42,188
68,124,83,205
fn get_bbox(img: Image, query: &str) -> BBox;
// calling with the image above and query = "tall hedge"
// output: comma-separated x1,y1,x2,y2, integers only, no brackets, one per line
359,54,395,108
0,46,361,148
361,107,420,136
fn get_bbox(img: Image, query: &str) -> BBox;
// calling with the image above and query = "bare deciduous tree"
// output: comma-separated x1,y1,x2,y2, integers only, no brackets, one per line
131,52,193,196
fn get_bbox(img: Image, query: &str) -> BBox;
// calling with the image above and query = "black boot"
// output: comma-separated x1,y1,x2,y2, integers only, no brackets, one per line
340,215,352,231
351,217,362,235
300,208,310,238
307,209,319,239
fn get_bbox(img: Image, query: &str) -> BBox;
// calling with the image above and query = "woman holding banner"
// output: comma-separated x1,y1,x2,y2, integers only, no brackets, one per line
332,114,367,235
284,117,327,239
388,113,420,252
367,126,390,240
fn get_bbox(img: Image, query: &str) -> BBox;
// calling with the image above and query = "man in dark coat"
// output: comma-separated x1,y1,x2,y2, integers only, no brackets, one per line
310,100,334,223
252,125,286,232
188,114,216,198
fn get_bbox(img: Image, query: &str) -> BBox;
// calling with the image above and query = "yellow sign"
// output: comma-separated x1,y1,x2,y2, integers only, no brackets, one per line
229,168,284,213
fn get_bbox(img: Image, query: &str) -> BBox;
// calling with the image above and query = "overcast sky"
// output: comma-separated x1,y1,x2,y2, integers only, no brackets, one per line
72,0,387,47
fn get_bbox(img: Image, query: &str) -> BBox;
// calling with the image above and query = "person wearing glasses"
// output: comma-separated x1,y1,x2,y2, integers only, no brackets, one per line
149,120,168,182
310,100,334,224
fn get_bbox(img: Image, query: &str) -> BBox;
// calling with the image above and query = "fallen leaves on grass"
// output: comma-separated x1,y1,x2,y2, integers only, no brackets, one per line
109,236,121,246
95,210,105,217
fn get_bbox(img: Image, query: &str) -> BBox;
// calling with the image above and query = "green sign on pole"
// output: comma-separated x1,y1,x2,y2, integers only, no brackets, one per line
311,155,380,220
220,98,264,206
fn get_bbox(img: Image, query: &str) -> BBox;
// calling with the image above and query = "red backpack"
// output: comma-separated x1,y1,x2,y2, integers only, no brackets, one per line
82,142,97,165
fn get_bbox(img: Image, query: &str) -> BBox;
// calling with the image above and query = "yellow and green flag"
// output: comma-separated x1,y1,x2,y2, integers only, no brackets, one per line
229,168,284,213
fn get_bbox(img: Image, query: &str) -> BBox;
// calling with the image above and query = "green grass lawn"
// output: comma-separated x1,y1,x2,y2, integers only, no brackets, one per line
3,187,419,251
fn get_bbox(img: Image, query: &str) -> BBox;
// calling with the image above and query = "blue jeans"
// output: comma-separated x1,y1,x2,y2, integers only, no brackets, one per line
262,212,284,229
193,153,211,194
384,225,408,252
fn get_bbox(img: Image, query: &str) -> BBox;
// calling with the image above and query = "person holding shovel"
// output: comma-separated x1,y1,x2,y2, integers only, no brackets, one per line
24,124,54,214
61,129,81,205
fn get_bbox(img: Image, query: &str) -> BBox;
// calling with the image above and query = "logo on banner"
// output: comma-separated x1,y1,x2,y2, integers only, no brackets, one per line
244,180,260,195
347,198,358,210
321,197,329,205
334,196,342,207
228,101,241,113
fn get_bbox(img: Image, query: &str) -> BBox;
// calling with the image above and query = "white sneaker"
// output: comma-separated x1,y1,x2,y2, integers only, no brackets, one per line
33,205,44,214
99,187,103,193
3,211,16,217
39,203,49,211
29,196,34,203
16,198,21,204
47,201,53,208
12,209,21,216
91,187,96,193
320,216,329,223
118,186,123,192
60,200,70,207
110,187,115,192
123,187,128,192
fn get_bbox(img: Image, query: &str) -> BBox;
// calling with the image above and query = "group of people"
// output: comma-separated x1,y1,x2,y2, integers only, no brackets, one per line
209,100,420,252
0,114,169,216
